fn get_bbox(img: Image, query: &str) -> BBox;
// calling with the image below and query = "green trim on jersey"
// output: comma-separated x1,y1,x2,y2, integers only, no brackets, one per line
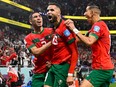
67,38,75,44
89,33,99,40
28,44,35,52
32,27,44,34
32,38,40,43
45,34,52,40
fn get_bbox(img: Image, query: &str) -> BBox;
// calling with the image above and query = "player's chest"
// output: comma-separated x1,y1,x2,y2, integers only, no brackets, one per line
31,34,50,47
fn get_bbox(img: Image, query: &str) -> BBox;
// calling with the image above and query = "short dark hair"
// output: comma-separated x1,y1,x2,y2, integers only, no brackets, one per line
87,2,99,9
87,2,101,15
29,11,41,20
48,2,61,10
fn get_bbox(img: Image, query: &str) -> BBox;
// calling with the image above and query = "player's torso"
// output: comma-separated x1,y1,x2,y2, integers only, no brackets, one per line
30,28,52,48
26,28,53,73
51,20,74,64
89,21,114,69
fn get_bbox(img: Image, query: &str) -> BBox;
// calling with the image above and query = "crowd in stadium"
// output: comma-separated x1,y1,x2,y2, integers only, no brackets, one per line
0,25,32,67
1,0,116,30
14,0,116,16
0,0,116,86
16,0,116,29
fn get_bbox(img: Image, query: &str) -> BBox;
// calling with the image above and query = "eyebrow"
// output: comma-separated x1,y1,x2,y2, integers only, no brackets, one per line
47,9,54,12
33,14,41,18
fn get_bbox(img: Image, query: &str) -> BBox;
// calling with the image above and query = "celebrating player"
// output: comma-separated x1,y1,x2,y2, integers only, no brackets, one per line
65,3,114,87
44,2,78,87
24,12,53,87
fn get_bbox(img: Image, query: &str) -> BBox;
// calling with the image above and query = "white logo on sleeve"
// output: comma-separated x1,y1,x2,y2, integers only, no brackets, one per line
93,26,100,32
63,29,71,37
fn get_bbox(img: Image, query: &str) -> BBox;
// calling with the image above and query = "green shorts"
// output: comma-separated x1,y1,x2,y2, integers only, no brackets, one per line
32,73,46,87
86,69,114,87
44,62,70,87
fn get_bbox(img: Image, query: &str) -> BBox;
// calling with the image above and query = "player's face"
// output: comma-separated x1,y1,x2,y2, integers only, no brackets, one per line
47,5,60,23
84,6,93,24
30,12,43,27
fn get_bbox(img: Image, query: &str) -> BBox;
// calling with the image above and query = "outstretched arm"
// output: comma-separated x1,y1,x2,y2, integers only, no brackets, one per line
65,19,97,46
67,41,78,86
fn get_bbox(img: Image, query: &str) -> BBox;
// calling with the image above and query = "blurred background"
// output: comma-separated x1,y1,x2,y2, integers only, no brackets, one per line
0,0,116,87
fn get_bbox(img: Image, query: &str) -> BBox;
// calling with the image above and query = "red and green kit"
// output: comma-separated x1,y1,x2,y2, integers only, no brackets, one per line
87,21,114,70
24,28,53,73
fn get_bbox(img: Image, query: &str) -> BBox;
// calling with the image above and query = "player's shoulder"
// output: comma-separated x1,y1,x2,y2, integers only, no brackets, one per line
94,21,107,29
94,20,106,26
60,20,68,31
92,21,109,34
24,33,32,39
44,27,53,31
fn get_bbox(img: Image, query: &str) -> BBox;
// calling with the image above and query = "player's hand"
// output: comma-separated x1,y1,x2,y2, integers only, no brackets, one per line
46,61,52,68
66,76,74,86
64,19,76,31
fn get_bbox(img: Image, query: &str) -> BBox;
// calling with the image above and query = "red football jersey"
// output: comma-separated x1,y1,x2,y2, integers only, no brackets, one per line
7,52,17,62
0,55,9,65
51,20,78,73
88,21,114,70
8,72,18,82
24,28,53,73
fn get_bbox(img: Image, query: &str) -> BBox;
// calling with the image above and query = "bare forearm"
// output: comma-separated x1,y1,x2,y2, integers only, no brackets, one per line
31,41,52,55
76,33,93,45
65,19,96,45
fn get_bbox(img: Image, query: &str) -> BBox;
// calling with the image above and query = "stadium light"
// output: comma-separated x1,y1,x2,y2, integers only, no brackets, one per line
0,0,33,12
63,16,116,20
0,17,31,29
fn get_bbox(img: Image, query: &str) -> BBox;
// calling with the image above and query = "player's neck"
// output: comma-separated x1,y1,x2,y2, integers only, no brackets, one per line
54,18,62,29
93,16,100,24
34,27,43,33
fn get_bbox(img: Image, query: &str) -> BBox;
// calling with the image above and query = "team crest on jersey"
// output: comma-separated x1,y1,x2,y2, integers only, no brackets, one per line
93,26,100,32
63,29,71,37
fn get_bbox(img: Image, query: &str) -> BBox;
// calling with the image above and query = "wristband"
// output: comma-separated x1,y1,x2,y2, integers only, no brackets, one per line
73,28,80,34
68,73,73,76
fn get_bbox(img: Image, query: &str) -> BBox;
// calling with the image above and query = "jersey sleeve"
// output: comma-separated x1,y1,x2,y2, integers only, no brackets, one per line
62,28,75,44
68,42,78,73
90,24,102,40
61,26,78,73
24,35,35,52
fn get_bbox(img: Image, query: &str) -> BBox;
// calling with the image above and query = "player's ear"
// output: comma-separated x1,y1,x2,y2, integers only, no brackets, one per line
91,9,96,16
91,10,94,15
90,10,95,17
29,19,32,24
